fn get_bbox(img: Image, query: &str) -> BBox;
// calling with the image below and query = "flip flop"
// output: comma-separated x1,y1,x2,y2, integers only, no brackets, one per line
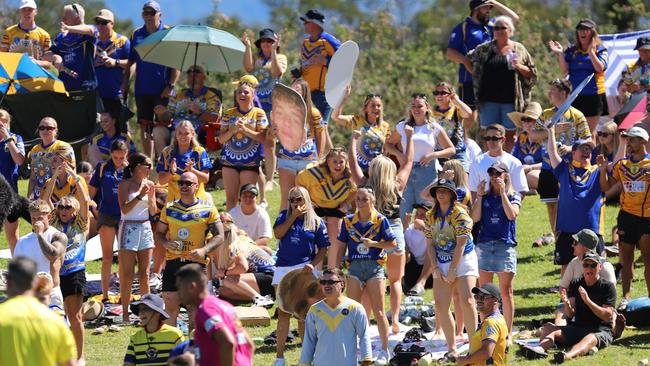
92,325,107,335
522,345,548,359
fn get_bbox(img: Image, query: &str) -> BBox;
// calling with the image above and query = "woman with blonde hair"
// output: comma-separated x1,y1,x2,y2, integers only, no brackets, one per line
432,82,473,171
386,93,455,225
332,85,391,175
470,162,521,334
440,159,472,208
157,120,212,205
212,213,276,307
271,186,328,365
592,121,621,165
350,125,413,333
218,75,268,210
296,147,356,267
275,78,328,210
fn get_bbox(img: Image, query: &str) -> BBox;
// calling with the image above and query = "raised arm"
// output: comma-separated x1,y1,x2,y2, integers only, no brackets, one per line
37,229,66,261
330,85,355,127
395,125,414,193
546,125,562,169
348,131,366,186
490,0,520,23
241,32,254,73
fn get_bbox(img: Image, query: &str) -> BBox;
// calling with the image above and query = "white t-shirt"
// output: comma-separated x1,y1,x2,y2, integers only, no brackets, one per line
395,120,443,163
468,151,528,194
229,205,272,241
14,226,61,274
405,225,428,265
559,257,616,288
466,138,482,163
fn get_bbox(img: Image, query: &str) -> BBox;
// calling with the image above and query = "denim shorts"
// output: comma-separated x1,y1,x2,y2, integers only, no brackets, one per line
348,259,385,287
277,158,312,174
400,164,438,221
385,218,406,255
119,220,154,251
476,240,517,274
479,102,516,130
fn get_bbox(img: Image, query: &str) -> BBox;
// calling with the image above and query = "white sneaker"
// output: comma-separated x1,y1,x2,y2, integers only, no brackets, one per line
374,349,390,365
254,295,275,308
272,358,285,366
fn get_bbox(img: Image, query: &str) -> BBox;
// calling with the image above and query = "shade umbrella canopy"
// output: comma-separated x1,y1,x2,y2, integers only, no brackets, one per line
0,52,66,95
618,93,647,129
135,25,245,73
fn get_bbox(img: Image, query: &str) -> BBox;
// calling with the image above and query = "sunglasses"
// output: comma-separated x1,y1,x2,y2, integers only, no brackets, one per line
597,131,612,137
38,126,56,131
521,117,537,123
582,262,598,269
142,10,157,16
289,196,304,203
58,205,74,210
186,69,202,74
95,20,110,26
139,163,153,169
432,90,450,96
366,93,382,99
482,135,503,142
473,294,495,300
319,279,343,286
178,180,196,187
411,92,428,99
488,171,503,177
494,26,508,31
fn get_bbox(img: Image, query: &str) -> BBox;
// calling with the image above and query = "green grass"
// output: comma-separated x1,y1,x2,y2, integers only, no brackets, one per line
2,180,650,365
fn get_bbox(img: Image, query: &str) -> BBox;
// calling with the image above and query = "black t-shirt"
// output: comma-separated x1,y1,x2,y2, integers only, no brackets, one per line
478,51,516,103
568,277,616,328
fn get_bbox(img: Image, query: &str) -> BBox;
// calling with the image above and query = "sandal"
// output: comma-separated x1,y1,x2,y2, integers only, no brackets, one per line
108,325,121,332
92,325,107,335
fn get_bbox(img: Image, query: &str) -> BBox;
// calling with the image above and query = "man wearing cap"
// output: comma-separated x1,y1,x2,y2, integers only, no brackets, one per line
60,9,131,119
228,183,272,247
123,1,180,159
622,36,650,94
51,4,98,92
600,126,650,310
0,257,77,366
124,293,184,366
1,0,53,68
299,9,341,121
457,283,508,366
447,0,519,120
545,123,606,276
525,252,616,363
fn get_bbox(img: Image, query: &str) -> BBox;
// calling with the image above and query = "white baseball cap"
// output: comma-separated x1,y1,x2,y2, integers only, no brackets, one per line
19,0,37,9
622,126,649,142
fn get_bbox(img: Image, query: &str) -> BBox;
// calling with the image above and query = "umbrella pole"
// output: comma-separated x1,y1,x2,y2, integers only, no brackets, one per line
190,42,198,97
0,79,13,106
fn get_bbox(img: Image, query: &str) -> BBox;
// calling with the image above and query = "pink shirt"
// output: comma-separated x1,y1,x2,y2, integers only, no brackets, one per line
195,296,253,366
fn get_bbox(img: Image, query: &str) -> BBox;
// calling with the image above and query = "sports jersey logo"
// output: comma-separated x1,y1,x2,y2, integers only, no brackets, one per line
178,228,190,239
356,242,369,255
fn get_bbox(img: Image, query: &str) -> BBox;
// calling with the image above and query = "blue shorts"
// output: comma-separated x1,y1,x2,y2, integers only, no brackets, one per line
479,102,516,130
385,218,405,255
476,240,517,273
119,220,154,251
311,90,331,122
348,259,385,287
277,158,312,174
400,164,438,221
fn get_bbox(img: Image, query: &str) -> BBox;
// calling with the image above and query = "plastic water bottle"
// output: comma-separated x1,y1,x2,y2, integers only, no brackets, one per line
506,49,517,70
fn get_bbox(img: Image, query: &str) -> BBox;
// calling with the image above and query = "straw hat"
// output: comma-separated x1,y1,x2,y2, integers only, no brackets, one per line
507,102,543,129
81,299,105,321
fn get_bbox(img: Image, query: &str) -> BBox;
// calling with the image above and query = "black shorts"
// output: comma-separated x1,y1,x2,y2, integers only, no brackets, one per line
221,164,260,173
60,270,86,298
459,80,476,109
538,169,559,202
558,324,613,349
162,259,206,292
402,258,433,291
253,272,275,298
617,210,650,245
572,93,607,118
96,213,120,230
315,206,346,218
555,232,605,265
135,94,169,124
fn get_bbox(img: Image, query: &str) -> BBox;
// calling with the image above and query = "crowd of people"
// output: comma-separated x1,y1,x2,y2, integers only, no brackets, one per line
1,0,650,365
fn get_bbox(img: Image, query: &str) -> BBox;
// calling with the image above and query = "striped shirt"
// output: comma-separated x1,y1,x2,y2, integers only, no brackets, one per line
124,324,184,365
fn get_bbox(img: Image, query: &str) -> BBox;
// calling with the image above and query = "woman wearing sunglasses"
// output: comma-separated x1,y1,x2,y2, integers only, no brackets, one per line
468,15,537,151
117,152,157,323
470,162,520,336
43,187,89,363
432,82,473,172
331,85,391,175
386,93,455,226
338,187,396,365
271,186,328,366
423,179,478,363
28,117,75,200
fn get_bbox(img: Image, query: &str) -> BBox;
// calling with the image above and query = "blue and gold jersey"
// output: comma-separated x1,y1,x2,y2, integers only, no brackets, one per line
296,164,356,209
468,312,508,366
157,144,212,203
95,31,130,98
612,154,650,218
338,210,396,265
168,87,222,131
512,131,543,165
345,115,391,173
90,160,124,218
28,140,75,199
0,132,24,191
44,174,88,207
622,59,650,87
219,107,268,167
564,45,608,95
124,324,184,365
300,32,341,92
540,106,590,170
90,132,137,162
160,199,220,264
51,214,88,276
253,53,288,112
424,204,474,264
433,105,466,154
1,24,51,58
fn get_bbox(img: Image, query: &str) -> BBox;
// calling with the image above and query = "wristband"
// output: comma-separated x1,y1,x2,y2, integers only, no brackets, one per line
135,195,143,201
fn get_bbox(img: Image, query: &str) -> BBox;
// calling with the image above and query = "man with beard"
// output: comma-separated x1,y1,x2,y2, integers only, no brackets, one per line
298,268,372,366
447,0,519,118
622,37,650,94
600,126,650,310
